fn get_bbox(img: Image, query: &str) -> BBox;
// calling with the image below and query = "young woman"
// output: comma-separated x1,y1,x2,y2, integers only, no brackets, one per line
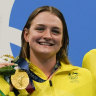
0,6,93,96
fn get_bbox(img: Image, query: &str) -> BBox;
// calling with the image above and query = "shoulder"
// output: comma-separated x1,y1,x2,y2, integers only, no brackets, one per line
61,62,92,79
72,66,92,83
83,49,96,62
76,66,92,77
82,49,96,69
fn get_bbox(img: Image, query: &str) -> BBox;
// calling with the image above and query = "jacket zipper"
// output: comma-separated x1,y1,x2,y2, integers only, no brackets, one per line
49,80,52,87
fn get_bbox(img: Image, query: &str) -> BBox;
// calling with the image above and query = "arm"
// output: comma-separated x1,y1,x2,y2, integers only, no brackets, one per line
0,55,15,96
82,49,96,96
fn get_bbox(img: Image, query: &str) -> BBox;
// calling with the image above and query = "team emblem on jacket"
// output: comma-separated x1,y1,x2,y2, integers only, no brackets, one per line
68,72,78,82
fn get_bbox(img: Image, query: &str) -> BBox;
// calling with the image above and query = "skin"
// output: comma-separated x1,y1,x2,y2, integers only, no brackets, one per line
24,12,63,77
0,12,63,77
0,63,14,68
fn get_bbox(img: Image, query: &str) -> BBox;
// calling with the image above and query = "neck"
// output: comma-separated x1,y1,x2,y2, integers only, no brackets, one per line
30,51,56,77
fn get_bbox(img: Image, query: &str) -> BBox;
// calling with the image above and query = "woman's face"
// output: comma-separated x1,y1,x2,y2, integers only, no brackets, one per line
24,12,63,57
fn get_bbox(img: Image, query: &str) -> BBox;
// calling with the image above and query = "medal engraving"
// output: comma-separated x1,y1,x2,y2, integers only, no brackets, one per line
11,70,29,89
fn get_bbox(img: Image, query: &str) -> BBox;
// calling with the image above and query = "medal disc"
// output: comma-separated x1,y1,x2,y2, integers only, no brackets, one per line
11,70,29,89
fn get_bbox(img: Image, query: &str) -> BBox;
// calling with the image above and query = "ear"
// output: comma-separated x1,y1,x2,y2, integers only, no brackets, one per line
24,28,29,42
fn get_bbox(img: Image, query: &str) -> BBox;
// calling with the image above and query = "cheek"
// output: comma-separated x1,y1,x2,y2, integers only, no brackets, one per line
28,33,40,44
54,37,63,49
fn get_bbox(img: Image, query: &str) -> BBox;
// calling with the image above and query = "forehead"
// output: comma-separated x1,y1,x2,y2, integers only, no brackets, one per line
31,12,63,27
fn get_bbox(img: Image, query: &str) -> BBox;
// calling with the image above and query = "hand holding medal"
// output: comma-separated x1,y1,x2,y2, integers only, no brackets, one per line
0,55,29,89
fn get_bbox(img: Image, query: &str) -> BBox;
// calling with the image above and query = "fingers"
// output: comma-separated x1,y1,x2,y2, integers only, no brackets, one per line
0,63,15,68
0,63,14,66
0,64,6,68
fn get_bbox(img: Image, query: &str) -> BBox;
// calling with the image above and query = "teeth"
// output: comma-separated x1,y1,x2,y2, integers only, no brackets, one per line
39,42,52,46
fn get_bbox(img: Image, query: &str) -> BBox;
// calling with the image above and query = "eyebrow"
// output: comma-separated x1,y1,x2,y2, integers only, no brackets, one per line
36,24,46,27
52,27,61,30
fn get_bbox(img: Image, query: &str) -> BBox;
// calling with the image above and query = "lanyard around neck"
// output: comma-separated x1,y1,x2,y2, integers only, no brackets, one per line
15,57,61,82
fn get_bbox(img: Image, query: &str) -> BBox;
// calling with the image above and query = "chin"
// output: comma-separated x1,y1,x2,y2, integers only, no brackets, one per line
40,50,57,57
39,51,52,54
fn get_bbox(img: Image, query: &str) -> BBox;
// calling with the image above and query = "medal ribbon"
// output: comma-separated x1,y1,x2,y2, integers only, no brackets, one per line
15,58,46,94
14,58,61,94
16,58,46,82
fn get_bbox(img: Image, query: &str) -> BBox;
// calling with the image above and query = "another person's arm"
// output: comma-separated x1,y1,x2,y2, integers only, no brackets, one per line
82,49,96,96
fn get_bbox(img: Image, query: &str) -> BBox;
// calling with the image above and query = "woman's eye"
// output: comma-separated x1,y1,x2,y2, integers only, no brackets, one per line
52,30,60,35
35,27,44,31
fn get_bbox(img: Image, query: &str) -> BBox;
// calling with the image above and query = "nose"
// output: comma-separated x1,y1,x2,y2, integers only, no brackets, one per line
42,29,52,39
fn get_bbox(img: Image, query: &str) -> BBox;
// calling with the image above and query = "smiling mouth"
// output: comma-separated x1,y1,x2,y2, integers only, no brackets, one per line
37,41,54,46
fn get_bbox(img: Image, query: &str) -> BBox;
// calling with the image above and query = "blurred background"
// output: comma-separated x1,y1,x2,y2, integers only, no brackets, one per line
0,0,96,66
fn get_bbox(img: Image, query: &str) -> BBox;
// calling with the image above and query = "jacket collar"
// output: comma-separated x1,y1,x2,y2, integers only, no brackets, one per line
56,61,79,73
16,58,79,79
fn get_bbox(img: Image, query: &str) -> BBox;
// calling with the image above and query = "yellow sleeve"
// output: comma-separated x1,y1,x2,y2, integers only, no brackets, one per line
82,49,96,96
82,49,96,71
0,75,16,96
0,75,10,95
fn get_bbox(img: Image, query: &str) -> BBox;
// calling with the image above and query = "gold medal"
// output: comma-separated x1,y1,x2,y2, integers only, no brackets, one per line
11,70,29,90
